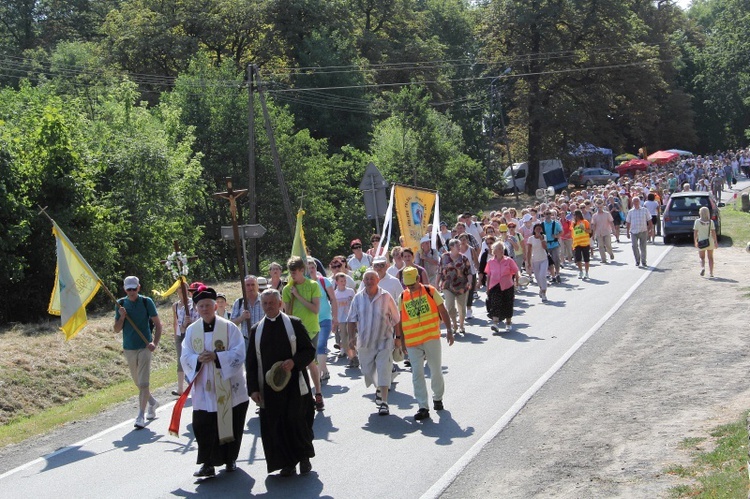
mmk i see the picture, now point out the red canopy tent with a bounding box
[615,159,651,175]
[647,150,679,164]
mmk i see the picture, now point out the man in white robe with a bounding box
[181,287,249,478]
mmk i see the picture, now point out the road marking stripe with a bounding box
[0,402,176,480]
[421,245,673,499]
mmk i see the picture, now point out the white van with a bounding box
[501,159,568,194]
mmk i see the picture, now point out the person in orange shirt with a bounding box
[572,209,592,280]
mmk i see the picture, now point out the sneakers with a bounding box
[347,356,360,369]
[320,371,330,381]
[700,267,705,276]
[225,461,237,472]
[583,273,589,280]
[146,400,160,420]
[378,403,390,416]
[505,323,512,332]
[577,270,583,279]
[193,464,215,478]
[490,324,500,334]
[414,408,430,420]
[555,275,561,284]
[134,415,145,429]
[466,308,473,319]
[314,393,325,411]
[433,400,444,411]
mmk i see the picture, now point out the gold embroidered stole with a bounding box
[191,319,234,444]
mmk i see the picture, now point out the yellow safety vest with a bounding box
[400,285,440,347]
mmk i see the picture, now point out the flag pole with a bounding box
[38,206,150,344]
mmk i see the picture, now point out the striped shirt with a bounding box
[626,206,651,233]
[347,287,400,351]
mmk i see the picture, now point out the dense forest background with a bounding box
[0,0,748,323]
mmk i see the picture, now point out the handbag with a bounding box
[697,222,710,249]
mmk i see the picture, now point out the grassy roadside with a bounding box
[0,280,241,448]
[664,197,750,497]
[0,363,175,448]
[665,412,749,497]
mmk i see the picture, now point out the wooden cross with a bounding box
[214,178,252,332]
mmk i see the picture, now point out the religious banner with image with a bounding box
[394,184,436,252]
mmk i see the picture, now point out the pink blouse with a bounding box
[484,256,518,291]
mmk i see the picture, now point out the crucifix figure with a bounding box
[214,178,252,338]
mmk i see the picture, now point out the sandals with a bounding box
[378,403,390,416]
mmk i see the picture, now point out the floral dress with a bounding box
[440,252,471,295]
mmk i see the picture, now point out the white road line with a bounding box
[0,401,177,480]
[421,245,673,499]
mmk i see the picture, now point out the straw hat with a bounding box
[265,361,292,392]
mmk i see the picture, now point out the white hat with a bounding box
[256,277,269,290]
[420,235,431,244]
[373,256,387,265]
[522,214,533,223]
[123,276,139,289]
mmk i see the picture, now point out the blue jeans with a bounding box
[317,319,332,355]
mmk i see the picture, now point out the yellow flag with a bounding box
[291,209,308,268]
[48,222,102,340]
[153,277,182,299]
[394,185,436,252]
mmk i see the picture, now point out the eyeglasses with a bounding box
[331,263,342,268]
[373,263,386,268]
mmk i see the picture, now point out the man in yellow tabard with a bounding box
[395,267,454,421]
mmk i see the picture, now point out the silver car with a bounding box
[569,167,620,187]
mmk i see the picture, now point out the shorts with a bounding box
[316,319,332,355]
[338,322,355,351]
[124,348,152,388]
[175,334,185,373]
[574,245,591,263]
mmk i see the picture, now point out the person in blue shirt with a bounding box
[114,275,163,429]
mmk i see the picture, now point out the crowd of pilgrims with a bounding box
[167,147,744,478]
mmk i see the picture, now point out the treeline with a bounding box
[0,0,748,324]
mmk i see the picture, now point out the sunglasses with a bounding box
[125,288,137,292]
[351,245,362,249]
[331,263,342,268]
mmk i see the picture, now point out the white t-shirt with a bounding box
[643,200,660,217]
[334,287,355,323]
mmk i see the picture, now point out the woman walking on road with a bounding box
[528,223,549,302]
[693,206,718,278]
[485,241,519,333]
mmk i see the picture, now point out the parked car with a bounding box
[662,191,721,244]
[568,167,620,187]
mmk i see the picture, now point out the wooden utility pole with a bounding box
[246,64,258,275]
[255,66,295,235]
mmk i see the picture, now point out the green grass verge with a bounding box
[721,192,750,248]
[0,362,176,448]
[667,412,749,498]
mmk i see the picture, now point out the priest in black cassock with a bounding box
[247,288,316,477]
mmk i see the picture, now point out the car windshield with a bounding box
[669,196,710,210]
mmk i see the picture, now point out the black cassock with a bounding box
[247,315,316,473]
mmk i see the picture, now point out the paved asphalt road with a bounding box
[0,182,743,499]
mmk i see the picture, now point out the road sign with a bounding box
[221,224,267,240]
[360,162,389,223]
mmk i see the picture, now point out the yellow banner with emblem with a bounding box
[394,185,436,252]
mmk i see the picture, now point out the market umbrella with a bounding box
[615,153,638,162]
[647,150,680,164]
[665,149,694,157]
[615,159,652,175]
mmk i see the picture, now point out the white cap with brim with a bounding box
[265,361,292,392]
[123,276,139,289]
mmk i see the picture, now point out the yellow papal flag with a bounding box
[48,221,102,340]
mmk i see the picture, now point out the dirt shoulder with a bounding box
[442,242,750,497]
